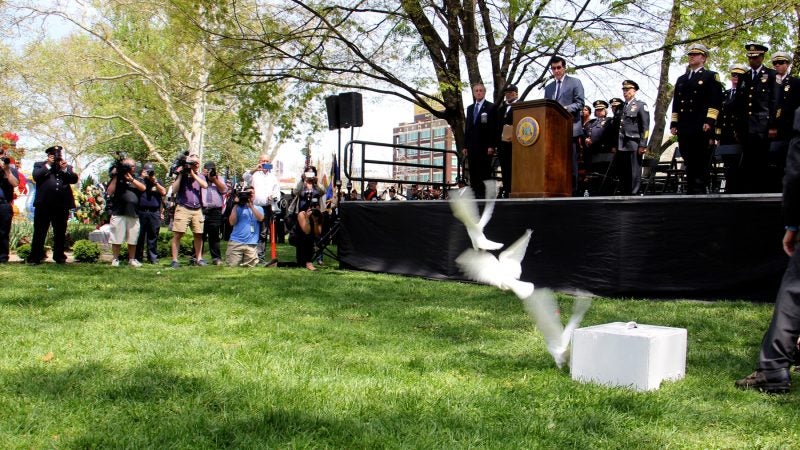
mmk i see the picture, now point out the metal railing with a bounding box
[342,140,462,197]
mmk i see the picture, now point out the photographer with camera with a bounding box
[243,154,281,261]
[170,152,208,268]
[225,186,264,267]
[0,147,19,264]
[106,156,146,267]
[134,162,166,264]
[28,146,79,264]
[201,161,227,265]
[289,166,326,271]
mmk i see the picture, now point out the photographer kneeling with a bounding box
[106,156,146,267]
[226,186,263,267]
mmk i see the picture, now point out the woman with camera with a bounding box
[290,166,326,271]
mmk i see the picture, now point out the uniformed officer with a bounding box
[585,100,611,154]
[715,64,749,192]
[717,64,748,145]
[670,43,724,194]
[767,52,800,191]
[734,43,777,193]
[27,146,79,264]
[616,80,650,195]
[607,97,624,153]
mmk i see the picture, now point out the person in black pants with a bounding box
[201,161,227,265]
[135,163,166,264]
[0,148,19,263]
[736,110,800,393]
[28,146,78,264]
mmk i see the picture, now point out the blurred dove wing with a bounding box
[449,186,503,251]
[521,288,570,368]
[477,180,498,228]
[455,249,503,288]
[498,229,533,279]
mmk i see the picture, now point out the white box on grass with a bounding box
[570,322,687,391]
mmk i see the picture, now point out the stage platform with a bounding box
[336,194,787,302]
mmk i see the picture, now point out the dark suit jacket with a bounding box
[464,99,496,165]
[32,161,78,209]
[736,65,777,136]
[544,75,585,137]
[670,67,724,136]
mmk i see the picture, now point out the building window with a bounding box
[434,128,446,138]
[433,141,445,149]
[433,156,444,166]
[432,172,443,182]
[408,131,418,141]
[420,129,431,139]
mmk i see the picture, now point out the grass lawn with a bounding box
[0,246,797,449]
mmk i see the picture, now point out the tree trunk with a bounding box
[649,0,681,157]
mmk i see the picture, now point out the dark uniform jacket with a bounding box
[32,161,78,209]
[735,65,777,136]
[716,88,739,144]
[670,67,723,136]
[584,117,611,153]
[774,75,800,140]
[618,98,650,151]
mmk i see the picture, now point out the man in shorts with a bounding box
[170,153,208,268]
[106,157,146,267]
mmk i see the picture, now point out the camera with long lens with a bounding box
[112,151,133,177]
[169,151,190,177]
[237,190,252,205]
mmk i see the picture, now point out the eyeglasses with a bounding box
[622,87,634,91]
[747,55,762,59]
[774,61,788,65]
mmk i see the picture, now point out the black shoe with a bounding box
[735,369,791,394]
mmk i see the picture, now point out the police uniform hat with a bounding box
[609,97,624,107]
[772,51,792,64]
[622,80,639,91]
[729,64,748,75]
[503,83,519,92]
[593,100,609,110]
[203,161,216,170]
[686,43,709,56]
[745,43,768,57]
[45,145,63,155]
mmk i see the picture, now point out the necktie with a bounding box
[473,102,481,123]
[752,70,757,81]
[688,71,693,80]
[554,80,562,100]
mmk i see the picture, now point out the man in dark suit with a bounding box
[544,56,585,194]
[28,146,79,264]
[616,80,650,195]
[715,64,748,192]
[463,82,495,198]
[495,83,519,198]
[734,43,777,193]
[670,43,724,194]
[735,106,800,394]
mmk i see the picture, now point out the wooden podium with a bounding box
[509,99,573,197]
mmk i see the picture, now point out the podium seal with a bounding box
[516,116,540,147]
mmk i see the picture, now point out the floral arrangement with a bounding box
[73,181,109,227]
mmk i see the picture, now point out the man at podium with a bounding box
[543,56,585,195]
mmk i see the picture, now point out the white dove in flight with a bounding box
[450,180,503,250]
[455,229,534,299]
[521,289,592,369]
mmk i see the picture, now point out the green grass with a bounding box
[0,252,797,449]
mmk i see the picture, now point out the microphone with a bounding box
[538,75,554,90]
